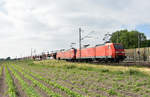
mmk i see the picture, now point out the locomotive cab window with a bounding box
[114,44,123,49]
[108,45,111,49]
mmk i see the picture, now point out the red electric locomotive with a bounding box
[56,43,126,62]
[56,48,76,60]
[95,43,125,62]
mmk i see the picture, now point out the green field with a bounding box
[0,60,150,97]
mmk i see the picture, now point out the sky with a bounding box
[0,0,150,58]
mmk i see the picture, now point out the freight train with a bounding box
[56,43,126,62]
[29,43,126,62]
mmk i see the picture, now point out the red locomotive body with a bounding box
[56,48,76,60]
[113,43,125,60]
[95,43,125,61]
[56,51,63,60]
[56,43,126,62]
[76,47,95,60]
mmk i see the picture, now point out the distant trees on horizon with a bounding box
[110,29,150,49]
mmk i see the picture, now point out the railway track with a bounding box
[121,61,150,67]
[81,61,150,67]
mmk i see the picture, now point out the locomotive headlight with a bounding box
[116,51,119,53]
[121,51,125,53]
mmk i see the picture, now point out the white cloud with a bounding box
[0,0,150,58]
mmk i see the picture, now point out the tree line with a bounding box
[109,30,150,49]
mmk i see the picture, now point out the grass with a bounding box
[24,60,149,75]
[107,89,118,95]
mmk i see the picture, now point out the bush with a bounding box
[112,71,124,75]
[78,66,93,71]
[100,69,109,72]
[126,69,146,76]
[108,89,117,95]
[27,60,37,66]
[63,65,77,69]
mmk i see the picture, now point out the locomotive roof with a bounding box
[58,48,76,52]
[95,44,105,46]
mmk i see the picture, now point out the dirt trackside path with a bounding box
[0,66,8,97]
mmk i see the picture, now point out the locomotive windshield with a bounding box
[114,44,124,49]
